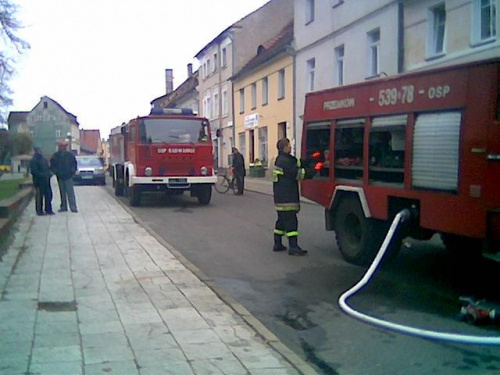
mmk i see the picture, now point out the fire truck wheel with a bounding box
[334,196,385,266]
[114,180,124,196]
[128,185,141,206]
[197,185,212,205]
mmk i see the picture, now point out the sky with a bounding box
[6,0,270,138]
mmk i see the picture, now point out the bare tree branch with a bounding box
[0,0,30,123]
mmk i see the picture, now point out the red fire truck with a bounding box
[301,58,500,266]
[110,108,217,206]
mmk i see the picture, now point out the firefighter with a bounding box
[272,138,314,256]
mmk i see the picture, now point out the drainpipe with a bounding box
[397,1,404,74]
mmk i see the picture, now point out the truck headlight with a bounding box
[145,167,153,176]
[200,166,208,176]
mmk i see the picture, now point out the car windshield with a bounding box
[77,157,103,167]
[138,119,210,144]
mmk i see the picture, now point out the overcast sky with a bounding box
[7,0,269,138]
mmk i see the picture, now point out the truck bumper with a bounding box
[130,175,217,188]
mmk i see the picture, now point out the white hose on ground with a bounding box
[338,209,500,345]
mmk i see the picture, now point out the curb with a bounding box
[0,187,34,239]
[110,190,318,375]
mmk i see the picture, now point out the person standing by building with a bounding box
[272,138,313,256]
[50,141,78,213]
[232,147,246,195]
[30,146,55,216]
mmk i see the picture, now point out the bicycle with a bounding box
[214,167,239,194]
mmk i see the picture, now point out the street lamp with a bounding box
[66,131,72,152]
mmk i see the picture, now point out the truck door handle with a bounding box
[487,153,500,161]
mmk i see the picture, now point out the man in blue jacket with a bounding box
[50,141,78,213]
[29,146,54,216]
[272,138,314,256]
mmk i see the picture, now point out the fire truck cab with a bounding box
[110,108,217,206]
[301,59,500,266]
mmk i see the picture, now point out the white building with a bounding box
[293,0,401,155]
[403,0,499,71]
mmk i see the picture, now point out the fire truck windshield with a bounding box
[138,119,209,144]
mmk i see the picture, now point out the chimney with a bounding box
[187,63,193,77]
[165,69,173,94]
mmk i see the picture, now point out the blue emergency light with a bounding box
[150,107,195,115]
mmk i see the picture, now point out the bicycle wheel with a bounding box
[214,175,230,193]
[231,177,239,195]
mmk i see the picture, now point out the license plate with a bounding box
[168,178,187,183]
[82,175,93,179]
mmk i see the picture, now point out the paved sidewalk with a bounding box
[0,182,316,375]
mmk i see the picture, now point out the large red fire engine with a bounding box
[301,58,500,266]
[109,108,216,206]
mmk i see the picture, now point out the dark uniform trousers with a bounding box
[274,211,298,239]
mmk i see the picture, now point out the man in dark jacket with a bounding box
[50,141,78,213]
[30,146,54,216]
[272,138,313,256]
[232,147,246,195]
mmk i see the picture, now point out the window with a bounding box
[472,0,497,44]
[222,85,228,116]
[239,88,245,113]
[306,0,315,24]
[213,53,218,72]
[369,115,407,186]
[207,59,211,76]
[335,45,345,86]
[334,119,365,181]
[251,83,257,110]
[213,91,219,118]
[305,122,331,180]
[428,4,446,57]
[367,29,380,77]
[55,129,61,137]
[262,77,269,105]
[278,69,285,99]
[307,58,315,92]
[43,102,48,109]
[238,132,246,158]
[203,92,212,119]
[221,47,227,67]
[258,127,268,166]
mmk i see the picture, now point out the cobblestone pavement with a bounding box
[0,182,316,375]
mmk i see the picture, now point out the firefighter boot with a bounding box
[288,236,308,256]
[273,234,287,252]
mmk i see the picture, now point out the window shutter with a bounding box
[412,112,461,191]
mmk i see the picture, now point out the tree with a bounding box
[12,131,31,155]
[0,129,12,163]
[0,0,30,123]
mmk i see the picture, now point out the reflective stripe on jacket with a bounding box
[273,151,307,211]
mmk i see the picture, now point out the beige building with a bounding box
[195,0,293,170]
[232,22,294,175]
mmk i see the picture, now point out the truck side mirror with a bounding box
[216,129,221,138]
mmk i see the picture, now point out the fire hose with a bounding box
[338,209,500,345]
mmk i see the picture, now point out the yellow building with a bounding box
[232,22,294,177]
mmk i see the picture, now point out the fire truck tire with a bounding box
[334,196,385,266]
[114,180,124,196]
[128,185,141,206]
[197,185,212,205]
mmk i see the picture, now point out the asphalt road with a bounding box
[105,182,500,375]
